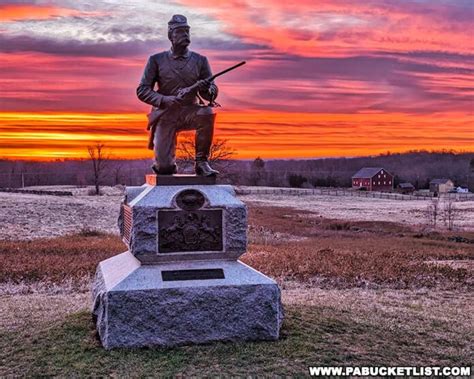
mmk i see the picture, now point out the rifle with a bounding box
[176,60,246,103]
[147,61,246,149]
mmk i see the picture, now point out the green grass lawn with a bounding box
[2,302,472,377]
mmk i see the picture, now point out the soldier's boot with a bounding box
[151,162,177,175]
[195,113,219,177]
[195,160,219,177]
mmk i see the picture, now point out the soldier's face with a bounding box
[171,27,190,47]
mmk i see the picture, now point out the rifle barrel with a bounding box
[211,61,246,80]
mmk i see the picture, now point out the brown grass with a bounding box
[1,205,472,289]
[243,242,471,288]
[242,205,474,289]
[0,232,124,283]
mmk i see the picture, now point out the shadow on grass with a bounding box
[1,305,470,377]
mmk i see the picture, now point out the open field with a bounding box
[2,206,473,290]
[0,187,123,240]
[1,185,473,241]
[240,191,474,229]
[1,187,473,376]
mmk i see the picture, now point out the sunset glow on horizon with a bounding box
[1,110,472,160]
[0,1,473,160]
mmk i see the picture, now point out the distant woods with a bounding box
[0,150,473,191]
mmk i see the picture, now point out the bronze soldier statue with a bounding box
[137,14,220,176]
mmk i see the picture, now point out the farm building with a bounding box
[397,182,415,194]
[429,179,454,194]
[352,167,394,192]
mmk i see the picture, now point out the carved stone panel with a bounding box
[158,209,223,253]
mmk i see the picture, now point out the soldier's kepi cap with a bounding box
[168,14,190,31]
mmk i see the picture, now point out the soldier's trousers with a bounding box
[153,104,216,173]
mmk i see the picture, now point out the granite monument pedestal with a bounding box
[92,175,283,349]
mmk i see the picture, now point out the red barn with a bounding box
[352,167,394,192]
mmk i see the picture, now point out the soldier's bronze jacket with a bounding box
[136,49,218,109]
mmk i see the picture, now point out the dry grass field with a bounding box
[239,191,474,229]
[1,187,473,376]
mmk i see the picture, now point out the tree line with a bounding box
[1,149,473,192]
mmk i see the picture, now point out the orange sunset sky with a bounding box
[0,0,473,160]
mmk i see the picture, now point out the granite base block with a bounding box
[92,252,284,349]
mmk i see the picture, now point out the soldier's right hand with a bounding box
[197,79,212,90]
[161,95,180,108]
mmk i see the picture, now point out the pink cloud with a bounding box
[178,0,474,57]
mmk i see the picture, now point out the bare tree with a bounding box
[250,157,266,186]
[442,199,457,230]
[469,158,474,192]
[87,142,110,195]
[111,161,125,186]
[176,133,236,173]
[426,198,440,228]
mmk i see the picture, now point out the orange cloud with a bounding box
[0,4,102,22]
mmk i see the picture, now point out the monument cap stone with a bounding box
[146,174,216,186]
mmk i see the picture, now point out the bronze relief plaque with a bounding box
[158,209,223,253]
[158,189,223,253]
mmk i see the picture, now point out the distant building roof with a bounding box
[352,167,392,179]
[398,183,415,189]
[430,178,452,184]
